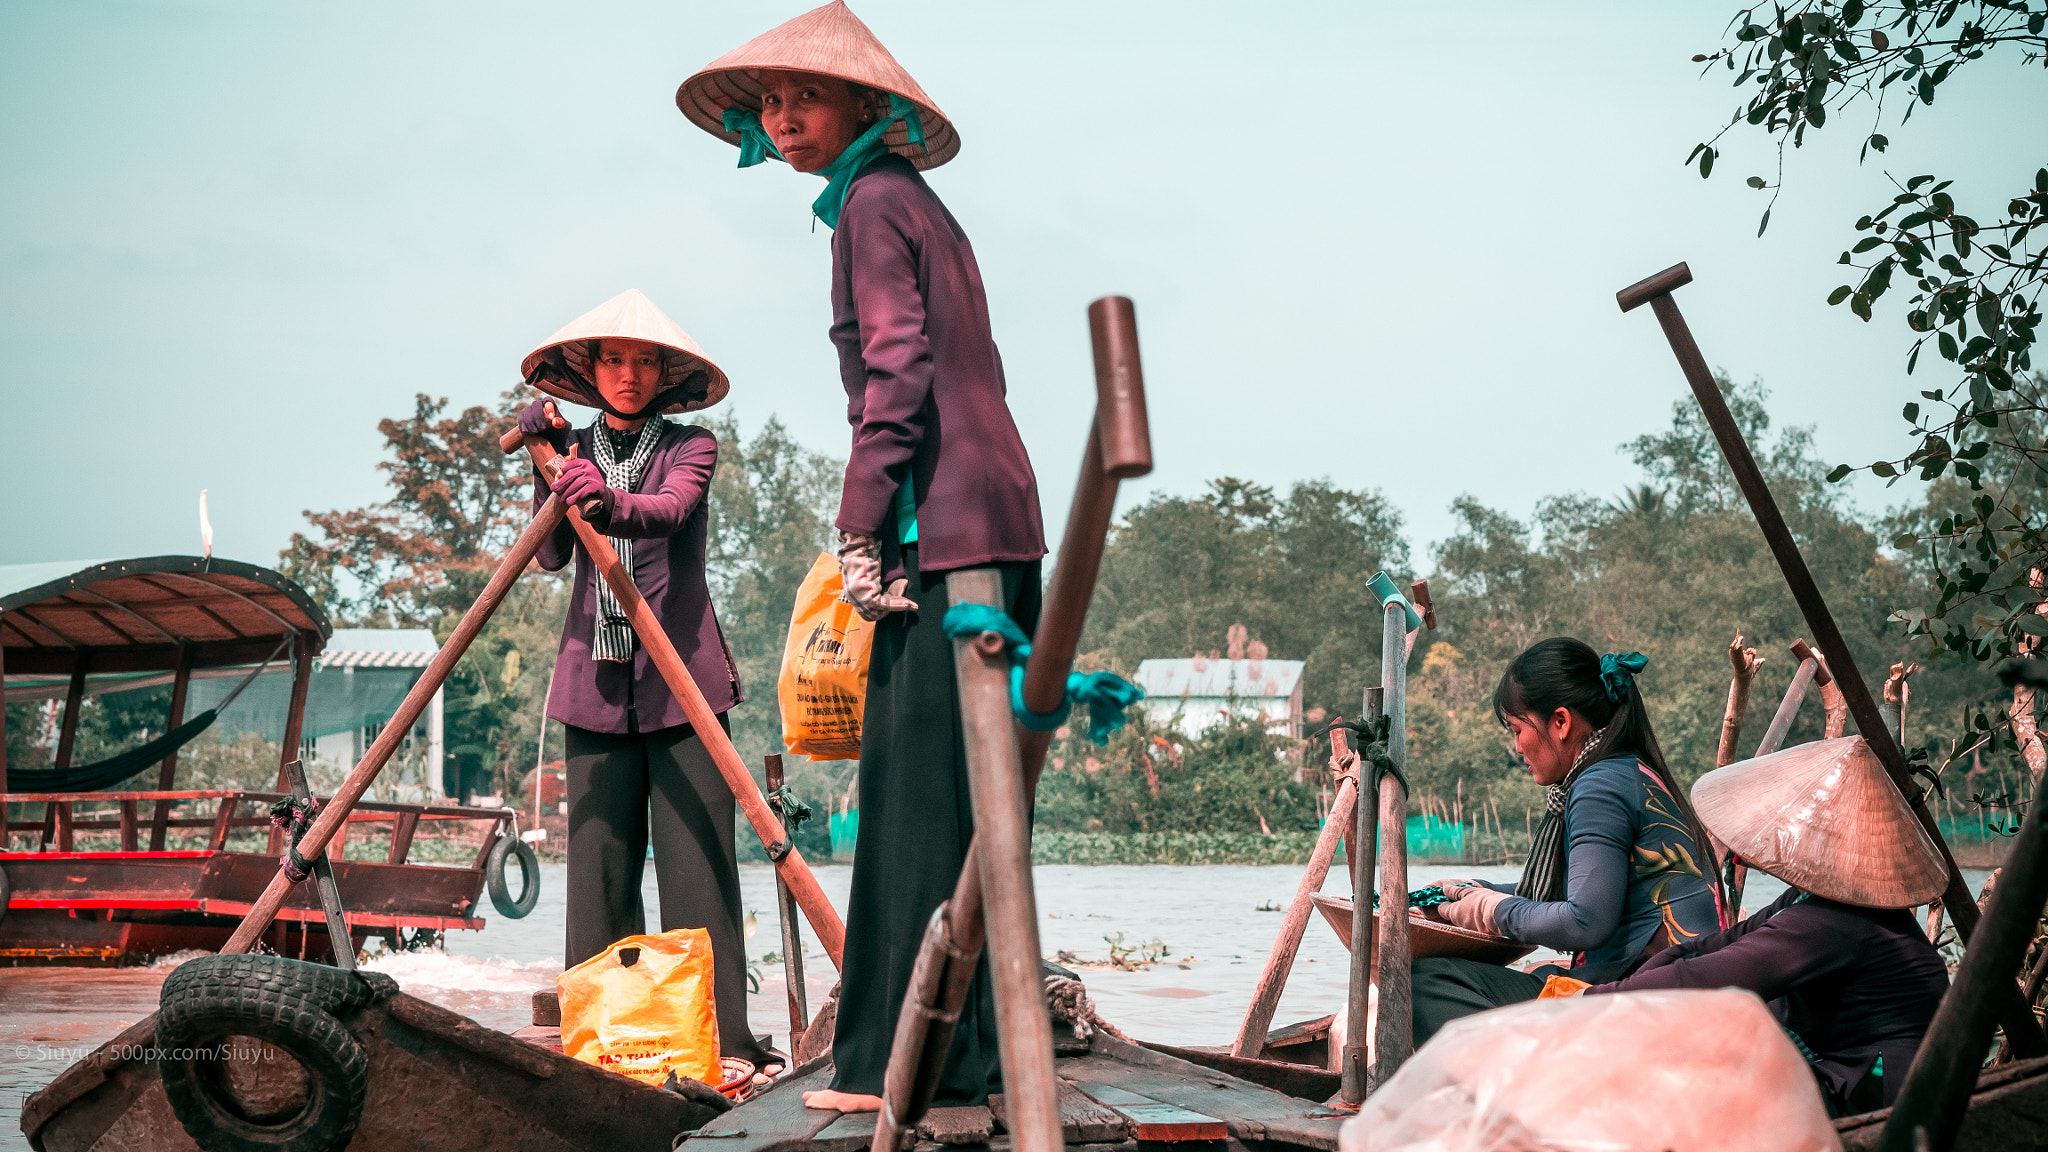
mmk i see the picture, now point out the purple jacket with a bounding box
[830,154,1045,575]
[532,421,741,733]
[1586,887,1948,1109]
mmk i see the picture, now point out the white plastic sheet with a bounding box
[1337,988,1841,1152]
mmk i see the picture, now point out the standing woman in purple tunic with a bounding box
[514,289,771,1070]
[680,2,1045,1112]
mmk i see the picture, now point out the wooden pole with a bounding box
[53,653,87,772]
[1,638,10,801]
[1754,648,1820,758]
[220,493,571,956]
[1369,602,1413,1089]
[765,753,809,1052]
[272,636,315,793]
[282,758,356,970]
[1619,262,2047,1058]
[506,435,846,967]
[149,643,195,851]
[1879,790,2048,1151]
[1339,687,1384,1107]
[948,569,1063,1152]
[1717,632,1762,768]
[1232,729,1359,1057]
[874,297,1149,1152]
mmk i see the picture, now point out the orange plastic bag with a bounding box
[557,929,720,1087]
[778,551,874,760]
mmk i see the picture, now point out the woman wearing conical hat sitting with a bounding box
[1554,735,1952,1115]
[513,289,773,1072]
[1414,639,1729,1042]
[679,3,1044,1113]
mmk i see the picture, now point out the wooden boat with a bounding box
[1,556,526,965]
[1308,893,1538,966]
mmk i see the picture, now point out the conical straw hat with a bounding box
[519,289,729,417]
[1691,735,1948,909]
[677,1,958,170]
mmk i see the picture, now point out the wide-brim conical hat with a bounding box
[1691,735,1947,909]
[677,2,958,170]
[519,289,729,417]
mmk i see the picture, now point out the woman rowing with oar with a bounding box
[1415,638,1729,1043]
[1545,735,1950,1115]
[513,289,774,1073]
[678,1,1045,1113]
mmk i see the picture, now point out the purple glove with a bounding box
[518,399,573,451]
[553,456,611,512]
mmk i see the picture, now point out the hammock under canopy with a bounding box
[8,637,282,793]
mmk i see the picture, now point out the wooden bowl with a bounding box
[1311,893,1537,966]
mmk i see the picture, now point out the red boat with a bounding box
[1,555,530,965]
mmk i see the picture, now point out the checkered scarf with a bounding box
[587,417,665,663]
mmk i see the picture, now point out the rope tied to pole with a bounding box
[767,784,812,830]
[268,795,322,883]
[1315,715,1407,794]
[939,603,1145,743]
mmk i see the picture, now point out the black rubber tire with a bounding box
[156,955,393,1152]
[0,863,9,929]
[486,835,540,919]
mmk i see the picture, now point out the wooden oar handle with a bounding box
[1789,638,1831,686]
[1087,296,1153,480]
[503,430,605,519]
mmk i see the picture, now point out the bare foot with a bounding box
[802,1089,882,1112]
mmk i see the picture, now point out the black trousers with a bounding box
[829,549,1043,1102]
[1410,957,1545,1047]
[563,714,770,1063]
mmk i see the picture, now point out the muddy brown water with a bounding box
[1,862,1980,1151]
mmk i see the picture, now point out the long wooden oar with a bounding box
[1618,261,2047,1060]
[1231,731,1360,1058]
[1729,639,1828,910]
[498,428,846,968]
[222,493,574,955]
[873,297,1151,1152]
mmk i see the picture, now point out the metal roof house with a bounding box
[1130,657,1307,740]
[190,627,444,799]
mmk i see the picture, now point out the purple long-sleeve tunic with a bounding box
[830,153,1045,574]
[532,421,741,733]
[1585,886,1949,1109]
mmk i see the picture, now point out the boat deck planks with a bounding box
[1057,1036,1344,1152]
[686,1061,840,1152]
[918,1105,997,1146]
[1068,1082,1226,1142]
[991,1081,1131,1144]
[809,1110,880,1152]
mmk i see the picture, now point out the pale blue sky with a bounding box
[4,2,2042,572]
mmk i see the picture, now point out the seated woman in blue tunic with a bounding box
[1415,637,1729,1044]
[1564,735,1951,1115]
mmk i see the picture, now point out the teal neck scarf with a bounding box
[722,94,926,230]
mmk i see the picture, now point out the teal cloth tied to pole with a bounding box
[939,603,1144,743]
[722,95,926,229]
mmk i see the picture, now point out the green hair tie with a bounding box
[1598,651,1647,703]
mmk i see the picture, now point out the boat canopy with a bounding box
[0,555,331,679]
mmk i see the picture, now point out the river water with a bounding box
[0,861,1962,1150]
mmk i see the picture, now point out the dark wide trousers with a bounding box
[563,715,770,1064]
[829,549,1043,1102]
[1411,957,1546,1048]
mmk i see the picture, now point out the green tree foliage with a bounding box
[1033,710,1319,835]
[1692,3,2048,690]
[1079,476,1410,722]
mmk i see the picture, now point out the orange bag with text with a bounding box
[778,551,873,760]
[557,929,720,1087]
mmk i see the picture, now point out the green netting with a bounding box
[185,665,426,743]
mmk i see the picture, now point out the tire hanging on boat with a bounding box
[155,954,394,1152]
[486,834,541,919]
